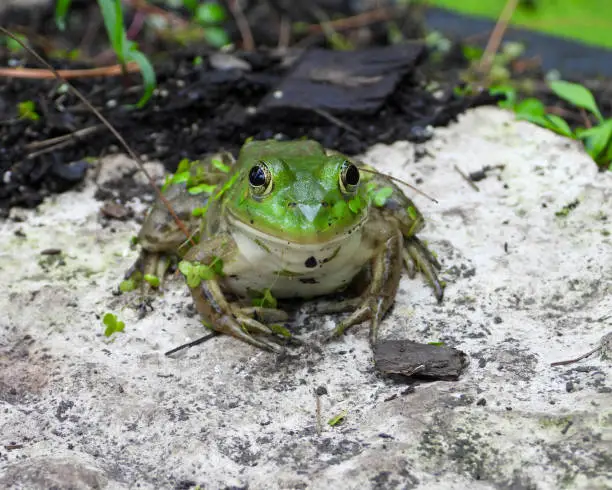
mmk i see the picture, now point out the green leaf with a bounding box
[211,158,231,173]
[119,279,136,292]
[55,0,73,31]
[128,49,156,108]
[578,119,612,160]
[144,274,160,288]
[544,114,574,138]
[17,100,40,121]
[196,2,227,24]
[192,205,209,217]
[197,264,216,281]
[372,187,393,207]
[328,410,347,427]
[188,183,217,195]
[514,98,546,118]
[103,313,125,337]
[252,288,277,309]
[549,80,603,122]
[203,27,230,48]
[97,0,123,61]
[428,341,445,347]
[176,158,192,173]
[489,85,516,110]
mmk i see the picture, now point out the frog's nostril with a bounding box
[298,204,321,221]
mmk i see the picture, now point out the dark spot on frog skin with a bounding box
[299,278,319,284]
[321,201,329,207]
[288,202,297,208]
[250,219,254,224]
[305,256,317,268]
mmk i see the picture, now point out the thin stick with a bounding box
[0,62,140,79]
[24,125,103,150]
[307,6,395,33]
[550,346,601,367]
[454,164,480,192]
[0,27,195,246]
[313,108,361,136]
[228,0,255,51]
[359,167,438,203]
[479,0,519,74]
[165,332,218,356]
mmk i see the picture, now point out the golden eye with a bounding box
[339,161,360,194]
[248,162,273,197]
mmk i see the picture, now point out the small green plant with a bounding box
[495,80,612,171]
[103,313,125,337]
[17,100,40,121]
[55,0,156,107]
[328,410,347,427]
[178,257,224,288]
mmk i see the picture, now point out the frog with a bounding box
[130,139,443,352]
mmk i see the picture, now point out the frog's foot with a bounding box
[403,236,444,302]
[327,231,403,345]
[190,281,287,353]
[124,248,179,293]
[233,306,290,323]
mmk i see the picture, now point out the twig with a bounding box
[0,27,195,246]
[307,6,396,33]
[165,333,218,356]
[579,108,592,129]
[313,108,361,137]
[0,62,140,79]
[227,0,255,51]
[24,125,104,151]
[454,164,480,192]
[551,346,601,367]
[479,0,519,74]
[278,15,291,50]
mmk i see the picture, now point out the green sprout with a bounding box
[251,288,278,309]
[144,274,160,288]
[17,100,40,121]
[178,257,224,288]
[495,80,612,171]
[55,0,156,108]
[328,410,347,427]
[103,313,125,337]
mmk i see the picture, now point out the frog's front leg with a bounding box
[328,229,403,345]
[183,234,288,352]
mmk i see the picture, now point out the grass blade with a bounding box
[128,49,156,108]
[549,80,603,122]
[55,0,73,31]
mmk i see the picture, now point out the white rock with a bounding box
[0,108,610,489]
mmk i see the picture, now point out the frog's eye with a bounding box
[339,161,360,194]
[248,162,273,197]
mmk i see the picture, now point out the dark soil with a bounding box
[1,1,610,212]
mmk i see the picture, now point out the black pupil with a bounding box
[344,164,359,186]
[249,166,267,187]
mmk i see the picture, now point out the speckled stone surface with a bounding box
[1,108,611,490]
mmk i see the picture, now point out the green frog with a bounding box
[131,139,443,352]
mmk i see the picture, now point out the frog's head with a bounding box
[225,140,368,244]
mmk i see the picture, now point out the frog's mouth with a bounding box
[225,211,366,247]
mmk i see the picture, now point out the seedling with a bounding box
[17,100,40,121]
[55,0,156,107]
[103,313,125,337]
[496,80,612,171]
[327,410,347,427]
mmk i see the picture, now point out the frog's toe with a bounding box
[234,306,290,323]
[404,236,444,302]
[326,297,384,344]
[217,317,284,353]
